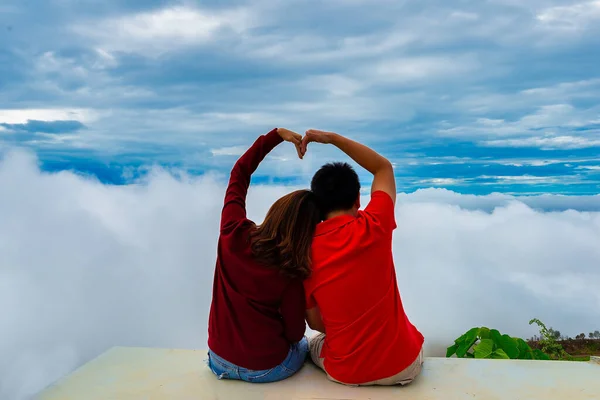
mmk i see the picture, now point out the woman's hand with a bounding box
[277,128,304,159]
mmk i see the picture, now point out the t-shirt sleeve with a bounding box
[220,129,283,232]
[363,190,397,234]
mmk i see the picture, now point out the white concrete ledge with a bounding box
[37,347,600,400]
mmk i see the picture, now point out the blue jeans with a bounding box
[208,337,309,383]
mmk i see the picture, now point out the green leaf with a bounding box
[446,343,459,358]
[463,327,480,341]
[490,329,503,345]
[479,327,491,339]
[515,338,533,360]
[491,349,510,359]
[454,328,474,344]
[515,338,529,351]
[474,338,494,359]
[456,341,474,358]
[456,327,480,358]
[499,335,520,359]
[533,349,551,360]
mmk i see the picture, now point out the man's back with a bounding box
[304,191,424,384]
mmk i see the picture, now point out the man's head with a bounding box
[311,162,361,219]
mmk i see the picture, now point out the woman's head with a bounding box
[250,190,321,280]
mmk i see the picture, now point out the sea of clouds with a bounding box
[1,149,599,399]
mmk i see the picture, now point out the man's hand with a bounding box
[306,306,326,334]
[300,129,335,155]
[277,128,304,159]
[305,129,396,204]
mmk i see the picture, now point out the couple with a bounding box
[207,127,424,386]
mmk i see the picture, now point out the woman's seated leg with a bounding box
[207,337,309,383]
[207,350,242,381]
[239,337,309,383]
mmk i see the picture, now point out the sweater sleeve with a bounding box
[280,279,307,343]
[220,128,283,232]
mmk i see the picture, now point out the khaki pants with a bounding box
[309,333,424,386]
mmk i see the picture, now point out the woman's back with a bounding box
[208,217,305,370]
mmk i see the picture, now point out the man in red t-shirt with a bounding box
[300,129,425,386]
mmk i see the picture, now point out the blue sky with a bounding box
[1,0,599,195]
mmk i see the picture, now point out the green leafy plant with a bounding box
[529,318,570,360]
[447,326,550,360]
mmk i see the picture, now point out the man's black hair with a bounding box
[311,162,360,218]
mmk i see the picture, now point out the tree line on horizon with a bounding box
[529,329,600,342]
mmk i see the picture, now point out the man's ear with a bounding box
[354,195,361,210]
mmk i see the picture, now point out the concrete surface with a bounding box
[37,347,600,400]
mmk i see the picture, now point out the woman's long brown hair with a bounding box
[249,190,320,280]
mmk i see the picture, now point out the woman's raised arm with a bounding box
[220,128,302,232]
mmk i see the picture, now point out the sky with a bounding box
[1,1,600,399]
[0,0,599,194]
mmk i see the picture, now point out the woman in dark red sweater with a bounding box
[207,128,320,383]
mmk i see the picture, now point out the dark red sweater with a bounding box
[207,128,307,370]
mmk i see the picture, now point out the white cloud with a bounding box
[450,77,600,117]
[236,2,542,65]
[414,174,583,187]
[520,78,600,98]
[537,1,600,29]
[245,29,417,64]
[398,187,600,212]
[210,145,247,156]
[13,101,405,157]
[74,6,256,55]
[370,55,480,83]
[1,150,599,399]
[35,49,118,77]
[36,52,89,79]
[527,160,560,167]
[479,174,563,184]
[299,74,365,97]
[0,109,97,124]
[483,135,600,150]
[518,104,583,128]
[438,103,600,147]
[93,48,117,68]
[418,178,462,186]
[449,11,480,20]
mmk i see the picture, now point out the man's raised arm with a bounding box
[301,129,396,204]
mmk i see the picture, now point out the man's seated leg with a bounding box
[308,332,326,370]
[358,348,424,386]
[308,333,359,386]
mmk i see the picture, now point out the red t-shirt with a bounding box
[304,191,424,384]
[208,129,306,370]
